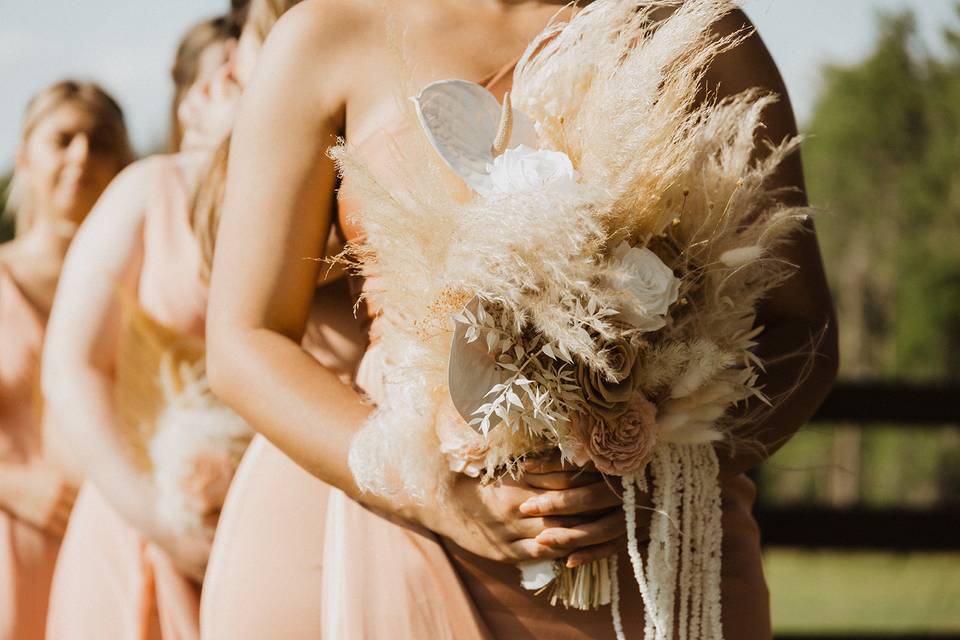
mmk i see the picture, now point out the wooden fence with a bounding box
[757,382,960,640]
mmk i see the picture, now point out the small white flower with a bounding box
[609,241,681,331]
[413,80,578,197]
[518,559,557,590]
[486,144,576,195]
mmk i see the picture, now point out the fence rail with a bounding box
[761,382,959,640]
[810,382,959,424]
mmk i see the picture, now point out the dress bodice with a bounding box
[136,155,208,338]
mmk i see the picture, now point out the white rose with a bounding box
[484,144,576,195]
[608,241,681,331]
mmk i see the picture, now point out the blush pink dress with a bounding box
[327,62,772,640]
[199,278,367,640]
[0,263,61,640]
[203,60,772,639]
[45,155,208,640]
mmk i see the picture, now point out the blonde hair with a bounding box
[191,0,303,278]
[5,80,133,235]
[169,16,242,152]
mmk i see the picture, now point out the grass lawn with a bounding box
[766,550,960,634]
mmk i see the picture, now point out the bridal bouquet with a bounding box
[336,1,807,638]
[116,298,252,566]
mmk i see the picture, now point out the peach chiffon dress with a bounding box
[203,62,772,639]
[199,279,367,640]
[46,156,208,640]
[0,263,61,640]
[330,64,772,640]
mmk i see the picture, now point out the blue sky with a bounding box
[1,0,957,168]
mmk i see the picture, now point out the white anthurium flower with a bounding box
[608,241,681,332]
[412,79,575,196]
[518,559,557,590]
[448,295,505,433]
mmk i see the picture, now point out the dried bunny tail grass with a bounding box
[334,140,627,377]
[513,0,749,234]
[714,318,832,463]
[150,356,252,538]
[348,336,454,503]
[449,187,628,372]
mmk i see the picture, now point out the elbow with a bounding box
[40,348,72,417]
[205,318,249,408]
[205,327,233,405]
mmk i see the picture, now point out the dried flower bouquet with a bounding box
[334,1,809,638]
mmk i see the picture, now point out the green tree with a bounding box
[805,9,960,381]
[762,7,960,509]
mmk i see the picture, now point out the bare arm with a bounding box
[706,11,839,478]
[206,8,364,494]
[206,4,630,564]
[41,160,196,562]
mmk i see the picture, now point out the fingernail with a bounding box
[519,498,541,515]
[566,556,580,568]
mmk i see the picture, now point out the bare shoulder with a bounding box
[269,0,375,52]
[75,156,161,235]
[240,0,384,128]
[706,8,793,122]
[110,156,166,194]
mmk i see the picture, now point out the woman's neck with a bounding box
[22,216,79,260]
[0,215,78,318]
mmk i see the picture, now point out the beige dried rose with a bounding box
[576,333,640,419]
[576,394,658,476]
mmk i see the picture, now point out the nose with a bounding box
[66,133,91,165]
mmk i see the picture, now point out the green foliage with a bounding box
[805,8,960,381]
[760,7,960,512]
[0,172,13,243]
[767,550,960,633]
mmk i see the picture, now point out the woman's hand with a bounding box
[435,458,650,566]
[0,461,77,537]
[523,456,651,567]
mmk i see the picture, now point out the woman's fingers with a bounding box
[507,537,570,562]
[535,509,625,550]
[508,515,591,539]
[523,469,602,490]
[518,481,621,517]
[565,538,624,568]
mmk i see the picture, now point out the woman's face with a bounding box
[177,40,242,150]
[18,102,126,226]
